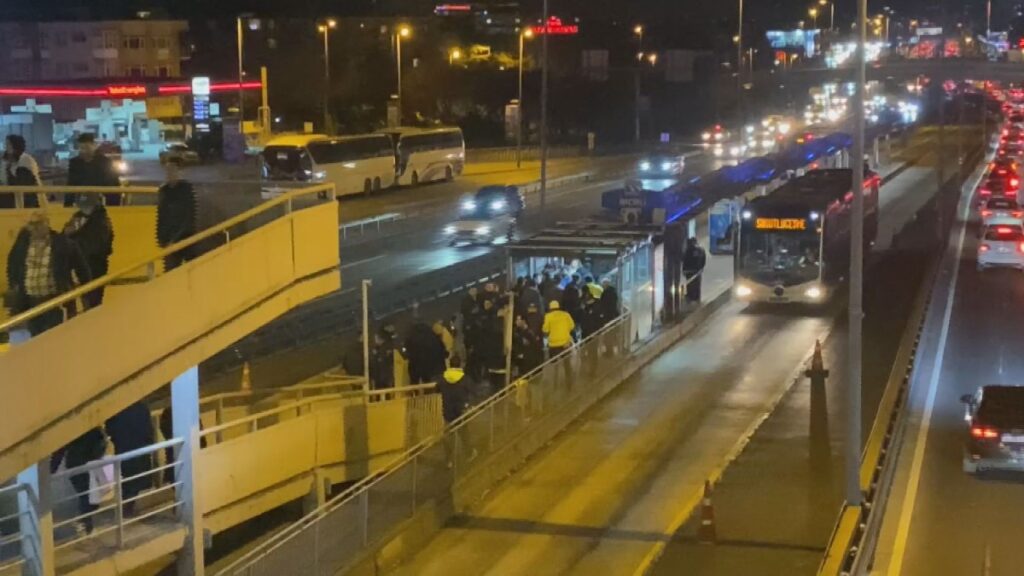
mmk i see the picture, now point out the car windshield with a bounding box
[987,198,1018,210]
[474,187,508,200]
[739,229,821,287]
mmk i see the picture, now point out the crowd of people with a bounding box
[2,134,197,337]
[340,269,622,428]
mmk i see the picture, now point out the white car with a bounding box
[977,224,1024,271]
[980,197,1024,228]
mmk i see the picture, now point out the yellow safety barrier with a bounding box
[0,183,338,482]
[0,185,161,321]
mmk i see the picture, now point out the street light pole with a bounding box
[517,29,532,168]
[236,17,245,128]
[396,33,403,126]
[736,0,744,123]
[987,0,992,37]
[318,19,336,135]
[847,0,867,509]
[634,25,644,144]
[540,0,550,215]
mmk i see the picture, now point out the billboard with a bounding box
[766,29,820,58]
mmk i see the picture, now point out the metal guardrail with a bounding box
[0,184,159,209]
[465,145,585,164]
[217,312,632,576]
[339,213,403,240]
[0,438,185,575]
[0,182,335,338]
[818,132,989,576]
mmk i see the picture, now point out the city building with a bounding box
[0,19,189,82]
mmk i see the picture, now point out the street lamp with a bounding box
[236,15,253,127]
[449,47,462,66]
[317,18,337,135]
[647,52,658,66]
[737,0,744,115]
[809,7,819,30]
[633,24,645,142]
[516,27,534,167]
[634,24,644,60]
[395,25,412,125]
[819,0,834,31]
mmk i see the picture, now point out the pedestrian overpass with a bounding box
[0,183,435,576]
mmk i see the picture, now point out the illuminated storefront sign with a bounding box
[0,81,261,99]
[532,17,579,36]
[755,217,807,231]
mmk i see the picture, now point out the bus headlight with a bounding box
[735,284,752,298]
[805,286,823,299]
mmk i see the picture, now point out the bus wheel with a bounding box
[445,166,454,181]
[373,177,381,191]
[411,171,420,186]
[364,179,372,195]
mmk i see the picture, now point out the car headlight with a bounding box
[729,146,742,156]
[762,139,774,148]
[490,199,506,210]
[778,122,791,134]
[701,132,711,141]
[661,161,673,171]
[313,171,327,181]
[444,225,456,234]
[475,226,491,235]
[735,285,752,297]
[805,286,823,299]
[461,200,477,211]
[713,147,724,157]
[640,161,651,171]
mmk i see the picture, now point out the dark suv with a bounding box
[961,385,1024,474]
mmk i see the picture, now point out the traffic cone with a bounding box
[240,361,252,391]
[697,480,717,544]
[805,340,830,382]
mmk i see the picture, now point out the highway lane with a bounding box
[377,141,940,576]
[872,162,1024,576]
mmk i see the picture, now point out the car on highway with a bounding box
[980,197,1024,228]
[460,185,524,216]
[961,385,1024,474]
[978,175,1017,202]
[976,224,1024,271]
[996,142,1024,160]
[159,143,201,165]
[1001,126,1024,145]
[701,124,730,145]
[637,154,686,177]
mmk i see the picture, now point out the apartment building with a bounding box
[0,19,189,82]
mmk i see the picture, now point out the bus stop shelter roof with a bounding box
[506,224,654,258]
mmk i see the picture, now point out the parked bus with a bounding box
[260,133,396,198]
[733,168,880,304]
[380,127,465,186]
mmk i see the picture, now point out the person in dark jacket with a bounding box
[370,331,396,389]
[50,427,106,533]
[405,322,447,384]
[477,299,506,394]
[560,281,583,338]
[512,315,544,377]
[439,355,470,424]
[158,405,207,484]
[5,212,91,335]
[105,402,155,516]
[63,194,114,308]
[156,158,198,271]
[596,284,620,330]
[1,135,41,209]
[682,236,708,304]
[64,133,122,207]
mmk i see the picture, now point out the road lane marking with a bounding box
[885,163,978,576]
[340,254,387,270]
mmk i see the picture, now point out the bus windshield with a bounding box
[262,146,312,181]
[739,229,820,287]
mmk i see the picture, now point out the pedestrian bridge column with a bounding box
[171,366,204,576]
[10,329,56,576]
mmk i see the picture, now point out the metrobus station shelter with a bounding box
[506,223,664,343]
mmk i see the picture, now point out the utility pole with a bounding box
[736,0,744,124]
[540,0,550,216]
[236,17,245,130]
[847,0,867,509]
[634,25,644,144]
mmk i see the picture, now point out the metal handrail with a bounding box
[53,438,183,480]
[216,312,630,575]
[0,182,335,334]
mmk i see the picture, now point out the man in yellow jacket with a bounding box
[543,300,576,359]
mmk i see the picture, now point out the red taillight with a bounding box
[1012,178,1020,188]
[997,226,1013,233]
[971,425,1000,439]
[981,188,992,195]
[982,209,993,217]
[1003,129,1009,135]
[981,244,991,252]
[1012,211,1023,217]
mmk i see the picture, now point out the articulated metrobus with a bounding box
[733,168,880,304]
[380,127,465,186]
[260,133,396,198]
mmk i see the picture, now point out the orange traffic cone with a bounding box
[697,480,717,544]
[240,361,252,391]
[805,339,830,381]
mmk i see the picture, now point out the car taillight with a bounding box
[1003,129,1009,136]
[1013,178,1020,188]
[982,209,993,217]
[981,188,992,195]
[980,244,991,252]
[971,425,1000,439]
[1013,211,1023,217]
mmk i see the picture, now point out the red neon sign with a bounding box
[106,84,147,97]
[157,81,263,95]
[531,16,579,36]
[434,3,471,14]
